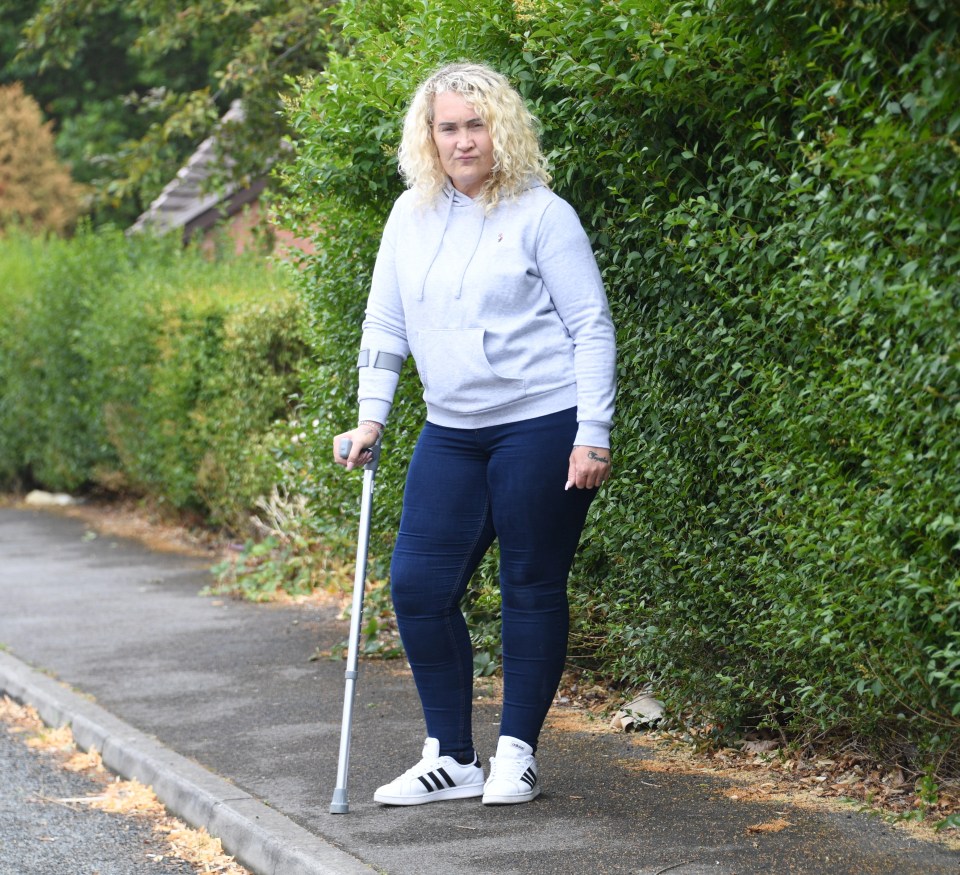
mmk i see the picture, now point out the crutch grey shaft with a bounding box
[330,438,381,814]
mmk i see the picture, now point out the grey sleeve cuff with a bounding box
[574,421,611,449]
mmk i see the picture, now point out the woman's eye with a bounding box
[435,121,485,134]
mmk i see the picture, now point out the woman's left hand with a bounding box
[566,445,612,490]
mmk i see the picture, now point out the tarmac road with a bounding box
[0,719,195,875]
[1,505,959,875]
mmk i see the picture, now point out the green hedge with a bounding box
[0,227,306,529]
[4,0,954,779]
[277,0,960,766]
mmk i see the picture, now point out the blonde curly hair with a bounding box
[397,62,551,210]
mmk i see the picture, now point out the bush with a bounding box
[0,226,306,529]
[276,0,960,772]
[526,0,960,751]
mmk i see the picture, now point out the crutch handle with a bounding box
[339,438,381,471]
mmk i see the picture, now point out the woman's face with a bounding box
[431,91,495,198]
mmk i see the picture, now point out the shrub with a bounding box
[0,226,306,529]
[524,0,960,750]
[276,0,960,772]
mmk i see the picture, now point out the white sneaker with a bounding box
[482,735,540,805]
[373,738,484,806]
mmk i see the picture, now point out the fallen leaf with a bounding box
[90,779,166,817]
[162,825,245,872]
[64,748,104,773]
[0,696,45,730]
[747,818,792,834]
[25,725,74,753]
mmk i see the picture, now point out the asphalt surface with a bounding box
[1,505,959,875]
[0,723,195,875]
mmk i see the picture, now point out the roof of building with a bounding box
[129,100,253,238]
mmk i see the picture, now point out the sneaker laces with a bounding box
[489,754,534,783]
[399,753,446,780]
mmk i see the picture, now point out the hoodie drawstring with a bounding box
[418,186,486,301]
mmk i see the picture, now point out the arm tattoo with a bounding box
[587,450,610,465]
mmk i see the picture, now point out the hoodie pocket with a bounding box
[416,328,526,414]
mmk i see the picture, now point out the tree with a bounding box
[0,0,217,226]
[0,82,84,235]
[4,0,335,225]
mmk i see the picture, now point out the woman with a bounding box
[333,62,616,806]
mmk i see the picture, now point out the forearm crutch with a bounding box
[330,438,381,814]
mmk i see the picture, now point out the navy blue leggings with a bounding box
[390,407,596,758]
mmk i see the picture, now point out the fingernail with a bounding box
[565,481,572,491]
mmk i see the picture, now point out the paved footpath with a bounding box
[1,506,958,875]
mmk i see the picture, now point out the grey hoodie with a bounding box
[357,182,616,448]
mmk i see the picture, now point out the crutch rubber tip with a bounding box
[330,789,349,814]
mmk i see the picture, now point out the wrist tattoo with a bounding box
[587,450,610,465]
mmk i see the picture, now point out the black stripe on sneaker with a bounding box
[417,769,456,793]
[436,767,457,788]
[520,768,537,789]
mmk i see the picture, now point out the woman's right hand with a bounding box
[332,422,383,470]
